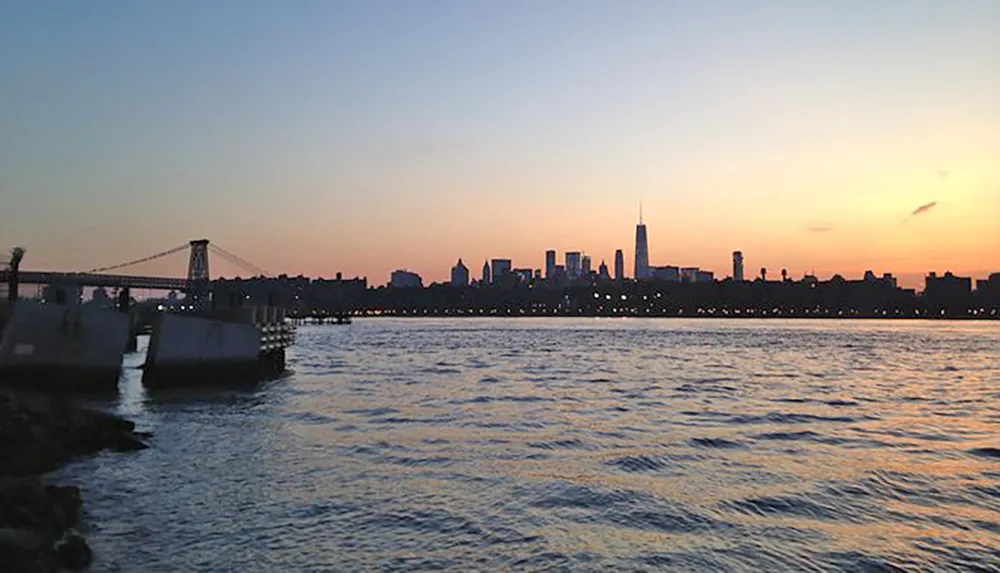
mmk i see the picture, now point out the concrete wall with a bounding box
[0,300,129,369]
[0,301,12,341]
[147,313,260,366]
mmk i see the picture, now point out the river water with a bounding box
[56,319,1000,572]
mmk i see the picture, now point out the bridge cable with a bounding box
[209,244,270,277]
[210,246,269,277]
[84,244,189,274]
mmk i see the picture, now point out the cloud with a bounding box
[911,201,937,216]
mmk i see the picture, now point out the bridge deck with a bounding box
[0,270,191,290]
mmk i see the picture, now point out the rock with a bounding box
[0,526,43,552]
[45,485,81,531]
[0,385,150,474]
[0,477,47,529]
[0,386,153,571]
[54,530,92,571]
[0,527,49,573]
[109,431,149,452]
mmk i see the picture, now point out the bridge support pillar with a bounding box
[6,269,17,302]
[117,287,131,312]
[6,247,24,302]
[187,279,211,310]
[117,288,138,352]
[186,239,211,310]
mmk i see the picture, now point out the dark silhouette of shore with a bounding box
[209,272,999,320]
[0,387,148,572]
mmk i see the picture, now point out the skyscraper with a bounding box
[545,250,557,279]
[581,255,592,275]
[598,260,610,281]
[481,260,491,285]
[634,205,650,280]
[614,249,624,281]
[733,251,744,282]
[491,259,512,281]
[565,251,582,279]
[450,258,469,286]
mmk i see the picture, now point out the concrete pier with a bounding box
[0,301,12,343]
[0,301,129,393]
[142,306,294,388]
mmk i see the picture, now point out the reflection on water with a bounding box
[55,319,1000,572]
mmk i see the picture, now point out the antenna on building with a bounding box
[639,201,643,225]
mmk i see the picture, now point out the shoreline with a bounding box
[0,386,150,572]
[310,314,1000,321]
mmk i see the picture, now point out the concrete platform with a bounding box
[0,301,128,393]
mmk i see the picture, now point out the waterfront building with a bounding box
[390,270,422,288]
[650,266,680,281]
[491,259,512,282]
[565,252,582,279]
[733,251,744,282]
[634,208,650,280]
[450,259,469,286]
[680,267,700,283]
[513,268,533,283]
[598,260,610,281]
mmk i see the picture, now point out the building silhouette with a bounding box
[481,261,491,285]
[202,266,998,320]
[565,252,582,280]
[491,259,512,283]
[598,260,610,281]
[450,259,469,286]
[614,249,624,281]
[513,268,533,283]
[680,267,699,283]
[545,250,557,279]
[390,270,422,288]
[733,251,744,282]
[650,265,680,281]
[634,207,650,280]
[925,271,972,315]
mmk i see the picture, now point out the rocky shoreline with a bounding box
[0,386,150,572]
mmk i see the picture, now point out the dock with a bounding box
[0,241,302,392]
[142,306,295,388]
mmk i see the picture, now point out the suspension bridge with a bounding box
[0,239,269,292]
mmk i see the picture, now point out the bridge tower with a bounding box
[187,239,211,309]
[187,239,210,282]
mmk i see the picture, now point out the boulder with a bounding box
[54,530,92,571]
[44,485,82,531]
[0,526,44,552]
[0,527,51,573]
[0,386,150,474]
[0,386,153,571]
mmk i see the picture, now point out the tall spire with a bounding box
[639,201,643,225]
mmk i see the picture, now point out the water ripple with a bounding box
[51,318,1000,572]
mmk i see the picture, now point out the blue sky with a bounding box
[2,0,998,284]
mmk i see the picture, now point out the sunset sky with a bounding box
[1,0,998,288]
